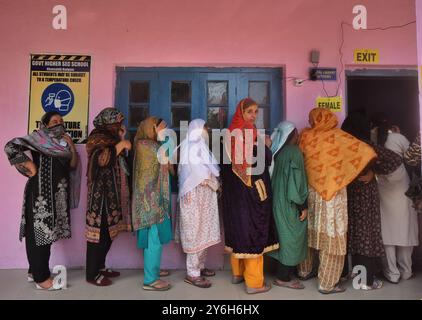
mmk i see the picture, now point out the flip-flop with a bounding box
[318,285,346,295]
[143,280,171,291]
[246,283,271,295]
[273,279,305,290]
[184,276,212,288]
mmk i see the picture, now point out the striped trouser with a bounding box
[298,248,345,291]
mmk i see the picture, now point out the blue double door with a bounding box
[115,67,283,136]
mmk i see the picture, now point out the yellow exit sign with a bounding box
[354,49,379,64]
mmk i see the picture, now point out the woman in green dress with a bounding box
[268,121,309,290]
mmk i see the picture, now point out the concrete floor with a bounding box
[0,269,421,300]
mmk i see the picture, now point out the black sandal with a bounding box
[87,274,113,287]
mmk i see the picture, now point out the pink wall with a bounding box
[418,0,422,96]
[0,0,418,269]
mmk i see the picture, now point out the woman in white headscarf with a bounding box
[177,119,221,288]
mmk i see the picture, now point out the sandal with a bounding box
[273,279,305,290]
[159,269,171,277]
[184,276,212,288]
[318,285,346,295]
[27,273,34,283]
[100,268,121,278]
[201,269,216,277]
[246,283,271,295]
[143,279,171,291]
[87,274,113,287]
[297,270,317,281]
[35,278,63,291]
[231,276,245,284]
[361,279,383,291]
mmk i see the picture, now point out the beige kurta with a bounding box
[176,177,221,254]
[377,132,419,246]
[307,186,348,256]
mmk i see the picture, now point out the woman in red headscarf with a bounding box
[221,98,279,294]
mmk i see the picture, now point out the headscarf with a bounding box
[87,108,124,155]
[177,119,220,199]
[269,121,296,176]
[226,98,258,187]
[4,112,81,208]
[5,114,71,162]
[341,112,371,141]
[132,116,170,230]
[86,108,127,181]
[93,107,124,128]
[299,108,376,201]
[134,116,159,143]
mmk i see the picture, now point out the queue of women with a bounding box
[4,98,419,294]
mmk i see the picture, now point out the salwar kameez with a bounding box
[5,146,74,283]
[24,192,52,283]
[178,182,221,277]
[132,117,173,287]
[377,132,419,282]
[176,119,222,280]
[85,109,132,282]
[222,99,278,290]
[345,142,402,286]
[186,251,208,278]
[231,256,264,289]
[86,209,112,281]
[138,216,172,285]
[298,108,376,292]
[298,186,348,290]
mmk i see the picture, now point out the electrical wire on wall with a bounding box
[334,20,416,97]
[283,20,416,96]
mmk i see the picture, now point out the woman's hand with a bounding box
[299,209,308,222]
[62,134,78,169]
[16,161,37,177]
[116,140,132,156]
[122,140,132,151]
[62,134,76,151]
[358,170,375,184]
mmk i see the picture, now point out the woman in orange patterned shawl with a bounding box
[297,108,376,294]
